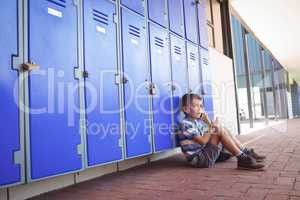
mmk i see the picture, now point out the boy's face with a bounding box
[183,98,204,119]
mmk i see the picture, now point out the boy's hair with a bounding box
[181,93,202,113]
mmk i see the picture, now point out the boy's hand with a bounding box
[211,117,221,133]
[200,112,211,125]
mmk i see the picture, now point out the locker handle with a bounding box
[22,62,40,72]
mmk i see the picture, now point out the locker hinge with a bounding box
[115,74,128,85]
[74,68,88,79]
[74,68,80,79]
[13,150,22,165]
[113,13,118,24]
[77,143,84,156]
[12,56,22,71]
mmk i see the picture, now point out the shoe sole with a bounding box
[237,166,265,171]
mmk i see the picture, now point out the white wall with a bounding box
[209,48,239,134]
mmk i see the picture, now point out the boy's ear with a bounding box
[182,106,189,113]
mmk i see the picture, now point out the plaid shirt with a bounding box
[176,116,210,155]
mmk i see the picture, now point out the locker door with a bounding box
[203,96,214,120]
[168,0,184,36]
[200,48,212,95]
[197,0,208,49]
[121,9,152,158]
[148,0,167,27]
[121,0,144,16]
[183,0,198,44]
[200,48,214,120]
[187,43,201,93]
[170,34,187,124]
[83,0,122,167]
[28,0,82,180]
[149,24,173,152]
[0,0,22,187]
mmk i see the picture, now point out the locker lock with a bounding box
[149,84,156,95]
[82,70,89,78]
[171,84,176,91]
[22,62,40,72]
[195,0,203,4]
[115,74,128,85]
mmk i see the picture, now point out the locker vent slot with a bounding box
[129,25,141,38]
[154,37,164,48]
[93,9,109,25]
[190,52,196,61]
[203,57,208,65]
[46,0,66,8]
[174,46,181,55]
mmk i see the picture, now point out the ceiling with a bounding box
[229,0,300,82]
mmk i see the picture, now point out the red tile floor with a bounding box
[32,119,300,200]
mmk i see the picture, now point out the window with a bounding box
[206,0,215,47]
[206,0,224,53]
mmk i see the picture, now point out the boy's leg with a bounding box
[209,130,265,170]
[218,127,266,161]
[220,127,244,150]
[209,132,241,156]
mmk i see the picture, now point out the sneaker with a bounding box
[244,148,266,162]
[216,151,233,162]
[237,155,265,171]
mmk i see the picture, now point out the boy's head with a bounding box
[181,93,204,119]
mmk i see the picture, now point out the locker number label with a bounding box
[131,38,139,45]
[48,7,63,18]
[96,26,106,34]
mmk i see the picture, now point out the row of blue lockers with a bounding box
[0,0,214,188]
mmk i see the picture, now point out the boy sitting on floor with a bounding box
[176,93,266,170]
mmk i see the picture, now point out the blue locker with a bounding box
[197,0,208,49]
[170,34,187,124]
[28,0,82,180]
[183,0,198,44]
[148,0,167,27]
[149,23,173,152]
[200,47,212,95]
[121,0,144,16]
[187,43,201,93]
[83,0,122,167]
[121,9,152,158]
[203,95,214,120]
[168,0,184,36]
[0,0,21,187]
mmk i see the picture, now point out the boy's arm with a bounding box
[193,133,212,145]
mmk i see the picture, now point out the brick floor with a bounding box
[31,119,300,200]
